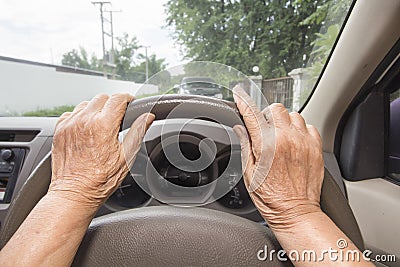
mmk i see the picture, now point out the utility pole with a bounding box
[91,1,111,77]
[142,45,150,81]
[104,9,121,79]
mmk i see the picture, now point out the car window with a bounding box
[0,0,353,116]
[389,88,400,178]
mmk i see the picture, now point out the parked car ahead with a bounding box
[178,77,224,99]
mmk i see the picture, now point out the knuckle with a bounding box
[77,101,89,108]
[289,111,301,117]
[73,101,89,112]
[306,124,316,131]
[96,93,108,98]
[290,112,306,125]
[77,100,89,106]
[53,125,67,140]
[92,94,109,102]
[112,93,132,102]
[270,103,288,117]
[271,103,286,110]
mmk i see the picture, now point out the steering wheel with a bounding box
[0,95,364,266]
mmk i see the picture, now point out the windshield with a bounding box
[0,0,352,116]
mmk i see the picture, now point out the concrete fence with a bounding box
[261,68,314,111]
[0,57,158,115]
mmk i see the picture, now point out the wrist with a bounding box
[269,208,325,234]
[256,199,323,233]
[48,175,109,210]
[44,190,99,219]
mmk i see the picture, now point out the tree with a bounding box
[298,0,351,27]
[113,33,140,81]
[61,33,167,84]
[165,0,345,78]
[61,47,99,70]
[301,0,351,79]
[306,24,340,81]
[131,54,167,82]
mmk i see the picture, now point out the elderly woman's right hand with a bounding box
[49,94,154,210]
[232,86,324,231]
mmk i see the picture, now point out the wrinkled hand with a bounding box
[233,86,324,231]
[49,94,154,209]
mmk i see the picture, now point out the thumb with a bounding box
[121,113,155,168]
[233,125,255,187]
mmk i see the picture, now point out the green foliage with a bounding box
[61,47,100,70]
[298,0,351,26]
[61,33,168,85]
[113,33,141,81]
[291,0,350,106]
[300,0,351,81]
[165,0,335,78]
[131,54,168,83]
[22,105,75,117]
[305,24,340,81]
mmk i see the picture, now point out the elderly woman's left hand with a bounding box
[49,93,154,208]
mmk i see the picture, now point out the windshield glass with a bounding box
[0,0,352,116]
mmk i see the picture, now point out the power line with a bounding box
[92,1,119,77]
[104,9,122,68]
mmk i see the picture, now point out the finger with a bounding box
[59,111,72,119]
[233,86,268,157]
[233,125,255,186]
[307,124,322,147]
[73,101,89,114]
[56,112,72,126]
[102,93,134,124]
[84,94,109,113]
[121,113,155,168]
[269,103,290,127]
[289,112,307,131]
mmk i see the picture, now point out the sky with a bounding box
[0,0,185,67]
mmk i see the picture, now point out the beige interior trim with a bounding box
[345,178,400,258]
[302,0,400,152]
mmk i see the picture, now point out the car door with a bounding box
[340,65,400,265]
[300,0,400,265]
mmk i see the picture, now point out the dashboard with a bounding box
[0,117,264,227]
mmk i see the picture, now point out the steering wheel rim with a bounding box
[0,95,365,266]
[121,94,244,131]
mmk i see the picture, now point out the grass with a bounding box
[21,90,176,117]
[22,105,75,117]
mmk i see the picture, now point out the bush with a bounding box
[22,105,75,117]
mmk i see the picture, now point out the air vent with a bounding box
[0,130,40,142]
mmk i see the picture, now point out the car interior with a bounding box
[0,0,399,266]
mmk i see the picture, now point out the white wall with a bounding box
[0,59,158,115]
